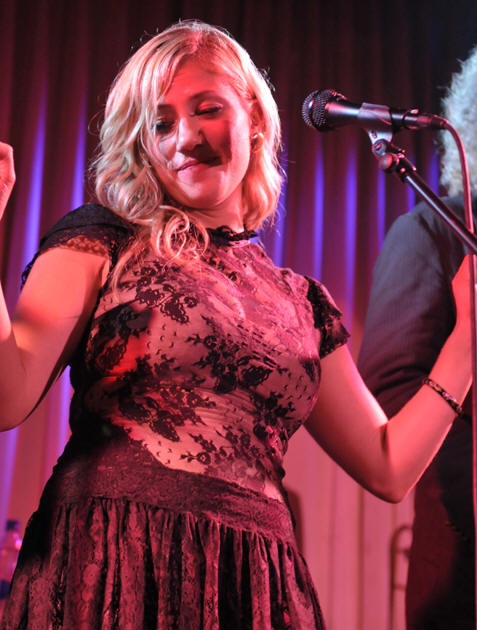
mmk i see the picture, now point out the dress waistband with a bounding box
[41,430,296,542]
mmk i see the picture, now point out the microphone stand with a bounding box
[370,136,477,253]
[366,131,477,626]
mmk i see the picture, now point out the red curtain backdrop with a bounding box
[1,1,476,628]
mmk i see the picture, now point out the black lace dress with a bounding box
[1,205,349,630]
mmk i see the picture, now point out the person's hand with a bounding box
[0,142,16,221]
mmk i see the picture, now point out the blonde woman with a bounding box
[0,21,472,630]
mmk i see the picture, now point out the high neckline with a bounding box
[207,225,258,244]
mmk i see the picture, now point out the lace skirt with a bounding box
[0,436,325,630]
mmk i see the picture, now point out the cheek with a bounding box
[206,120,232,159]
[231,130,252,175]
[217,118,249,167]
[154,135,174,165]
[150,139,175,183]
[231,112,252,167]
[214,115,250,164]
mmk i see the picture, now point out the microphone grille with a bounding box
[302,89,345,131]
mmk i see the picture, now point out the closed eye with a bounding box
[154,120,173,134]
[197,105,222,116]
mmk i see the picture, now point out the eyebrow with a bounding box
[157,90,225,110]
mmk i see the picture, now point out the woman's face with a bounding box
[150,60,254,226]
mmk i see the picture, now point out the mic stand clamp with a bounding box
[369,136,477,255]
[372,138,415,178]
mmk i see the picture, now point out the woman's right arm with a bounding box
[0,143,109,430]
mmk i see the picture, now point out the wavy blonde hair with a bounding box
[440,46,477,195]
[93,20,283,277]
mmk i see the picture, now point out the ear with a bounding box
[249,100,264,135]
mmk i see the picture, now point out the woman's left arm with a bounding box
[306,260,472,503]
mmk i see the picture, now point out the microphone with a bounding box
[302,89,448,133]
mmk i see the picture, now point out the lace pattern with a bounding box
[2,467,325,629]
[20,205,349,502]
[3,204,348,629]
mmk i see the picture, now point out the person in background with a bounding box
[358,47,477,630]
[0,20,472,630]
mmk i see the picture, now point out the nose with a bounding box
[176,115,202,152]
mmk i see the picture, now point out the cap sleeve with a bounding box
[22,204,134,286]
[305,276,349,358]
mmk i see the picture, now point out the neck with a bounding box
[187,185,246,232]
[189,208,245,233]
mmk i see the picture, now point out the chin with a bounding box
[178,194,230,212]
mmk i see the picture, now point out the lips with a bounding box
[175,156,221,172]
